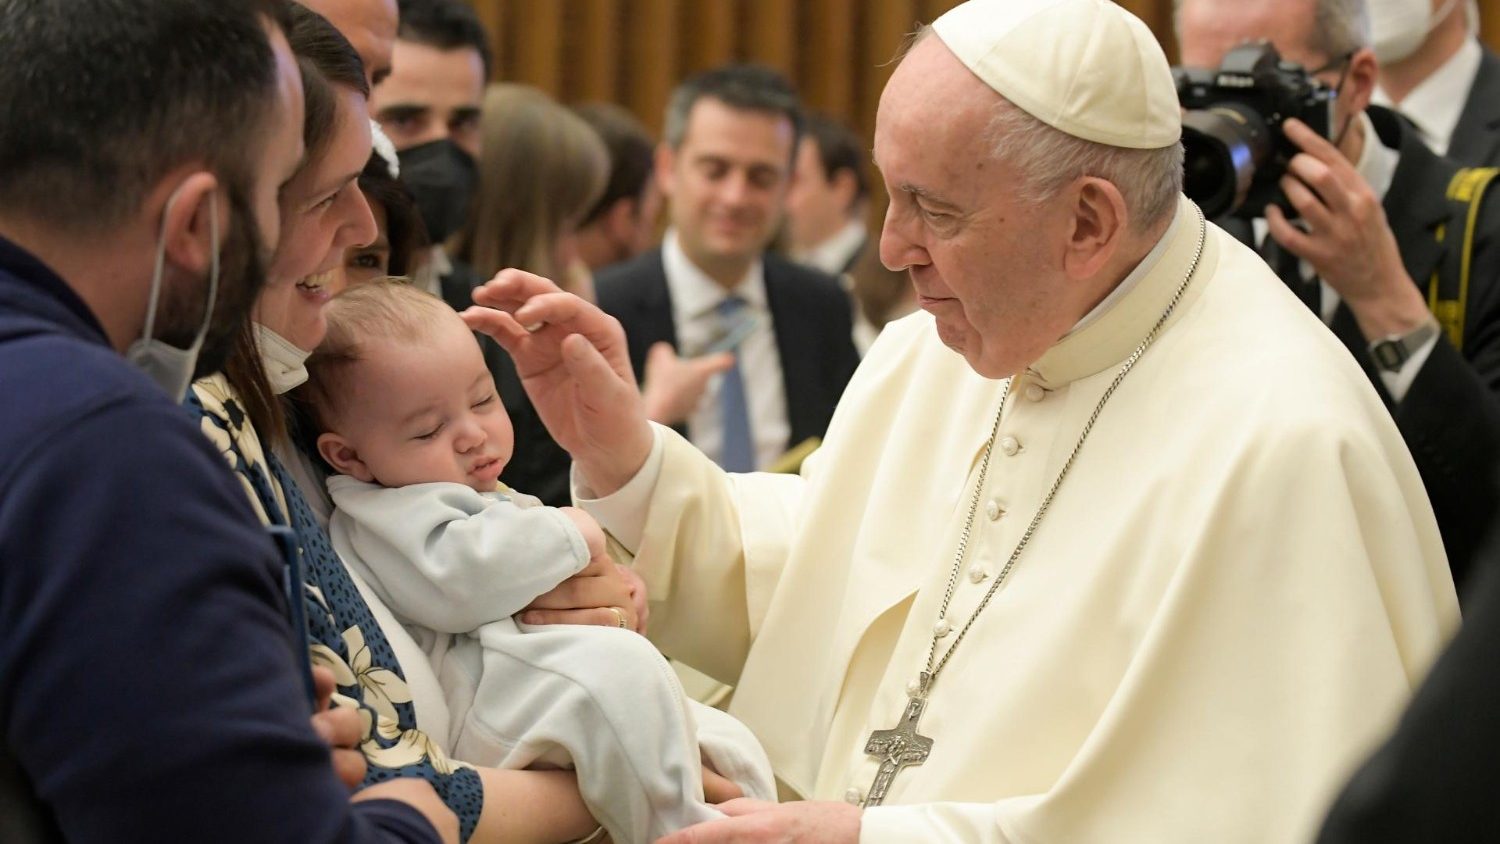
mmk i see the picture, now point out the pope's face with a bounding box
[874,36,1076,380]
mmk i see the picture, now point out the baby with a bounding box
[300,280,773,843]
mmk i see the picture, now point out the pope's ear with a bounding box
[317,432,375,482]
[1061,177,1127,280]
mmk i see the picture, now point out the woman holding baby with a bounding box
[187,9,760,844]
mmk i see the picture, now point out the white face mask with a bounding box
[254,321,311,395]
[1369,0,1461,64]
[125,184,220,402]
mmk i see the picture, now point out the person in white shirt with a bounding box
[594,65,860,473]
[785,113,918,354]
[1178,0,1500,591]
[301,280,775,844]
[1367,0,1500,165]
[785,113,870,277]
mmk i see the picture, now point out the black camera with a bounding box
[1174,42,1336,219]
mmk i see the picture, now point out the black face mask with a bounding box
[397,138,477,244]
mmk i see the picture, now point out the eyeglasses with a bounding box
[1308,50,1357,79]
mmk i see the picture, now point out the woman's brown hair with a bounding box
[455,84,610,288]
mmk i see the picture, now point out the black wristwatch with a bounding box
[1369,318,1441,373]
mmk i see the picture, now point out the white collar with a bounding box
[662,228,768,321]
[796,219,868,275]
[1372,38,1483,155]
[1066,200,1183,337]
[1355,111,1401,203]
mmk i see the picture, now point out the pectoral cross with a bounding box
[862,674,934,807]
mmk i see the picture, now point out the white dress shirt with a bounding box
[1253,111,1431,400]
[662,229,791,470]
[796,219,868,276]
[1373,37,1483,157]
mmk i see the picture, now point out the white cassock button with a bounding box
[1024,384,1045,402]
[968,564,987,583]
[906,678,921,696]
[985,499,1003,521]
[933,618,952,637]
[845,787,863,805]
[999,436,1020,456]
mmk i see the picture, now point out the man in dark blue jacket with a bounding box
[0,1,454,841]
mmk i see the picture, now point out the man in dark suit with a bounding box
[1368,0,1500,167]
[1317,516,1500,842]
[785,113,871,277]
[596,65,860,472]
[1179,0,1500,594]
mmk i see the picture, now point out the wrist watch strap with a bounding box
[1369,317,1441,373]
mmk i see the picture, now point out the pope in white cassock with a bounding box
[461,0,1460,840]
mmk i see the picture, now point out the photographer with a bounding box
[1178,0,1500,594]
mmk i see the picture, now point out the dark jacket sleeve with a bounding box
[1317,530,1500,843]
[0,400,438,844]
[1394,190,1500,592]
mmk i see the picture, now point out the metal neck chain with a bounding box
[918,206,1207,693]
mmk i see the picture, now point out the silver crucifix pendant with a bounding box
[862,672,935,807]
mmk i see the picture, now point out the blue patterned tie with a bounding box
[717,296,756,472]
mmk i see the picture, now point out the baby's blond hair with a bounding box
[299,278,460,434]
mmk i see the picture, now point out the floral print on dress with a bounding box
[188,377,483,841]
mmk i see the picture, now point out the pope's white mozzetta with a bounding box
[553,0,1460,840]
[583,197,1458,842]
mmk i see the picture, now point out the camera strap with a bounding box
[1430,166,1500,352]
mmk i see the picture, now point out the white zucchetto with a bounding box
[931,0,1181,149]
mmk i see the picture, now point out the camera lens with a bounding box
[1180,104,1271,218]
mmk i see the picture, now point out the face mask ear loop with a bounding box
[141,187,185,346]
[191,192,221,350]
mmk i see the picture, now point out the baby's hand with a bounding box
[559,506,608,565]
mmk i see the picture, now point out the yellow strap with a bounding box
[766,437,822,474]
[1432,167,1500,350]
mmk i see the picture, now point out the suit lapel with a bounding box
[1375,108,1449,291]
[1450,47,1500,168]
[628,250,679,383]
[763,261,814,450]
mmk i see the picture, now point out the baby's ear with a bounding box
[317,433,375,482]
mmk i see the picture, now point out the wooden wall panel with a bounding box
[1483,0,1499,51]
[464,0,1500,229]
[506,0,564,91]
[569,0,621,103]
[621,0,679,135]
[466,0,1500,142]
[681,0,736,75]
[801,0,859,121]
[742,0,797,74]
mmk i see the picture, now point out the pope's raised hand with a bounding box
[461,269,654,495]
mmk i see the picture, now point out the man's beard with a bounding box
[150,188,270,380]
